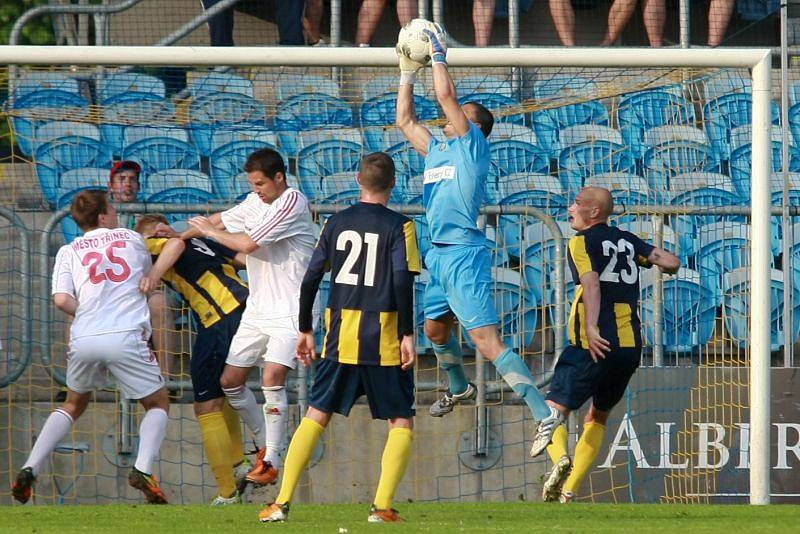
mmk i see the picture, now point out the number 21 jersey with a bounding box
[567,223,654,350]
[52,228,152,339]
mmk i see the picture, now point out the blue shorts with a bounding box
[546,345,640,412]
[423,244,499,330]
[191,308,243,403]
[309,358,415,420]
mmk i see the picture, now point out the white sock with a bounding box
[24,408,73,476]
[134,407,168,475]
[223,384,266,446]
[262,386,288,466]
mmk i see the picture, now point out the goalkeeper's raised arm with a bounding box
[425,29,472,139]
[395,33,432,155]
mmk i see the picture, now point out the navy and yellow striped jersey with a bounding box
[567,223,654,349]
[146,237,248,329]
[307,202,421,366]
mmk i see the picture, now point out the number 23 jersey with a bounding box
[567,223,654,350]
[52,228,152,340]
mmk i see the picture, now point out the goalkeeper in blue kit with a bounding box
[395,22,563,457]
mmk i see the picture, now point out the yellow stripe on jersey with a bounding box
[569,235,593,277]
[403,220,422,273]
[614,303,636,347]
[378,311,401,366]
[197,271,241,316]
[337,309,361,365]
[568,285,583,347]
[164,272,221,326]
[321,308,332,359]
[147,237,167,255]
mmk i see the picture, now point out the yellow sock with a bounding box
[276,417,324,505]
[546,424,569,464]
[373,427,413,510]
[197,411,236,497]
[222,401,244,466]
[563,422,605,495]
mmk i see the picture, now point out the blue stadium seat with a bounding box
[640,268,716,353]
[703,72,752,99]
[489,139,549,180]
[532,101,610,159]
[123,125,190,146]
[558,140,635,194]
[414,269,431,350]
[490,123,538,144]
[143,169,215,204]
[724,267,799,352]
[456,76,513,97]
[11,90,89,156]
[12,71,81,100]
[669,173,743,261]
[96,72,165,103]
[188,71,254,97]
[274,93,353,132]
[697,222,752,306]
[492,267,531,350]
[299,128,362,151]
[729,142,800,201]
[559,125,623,149]
[100,94,175,156]
[297,139,362,181]
[458,93,524,124]
[521,221,575,305]
[415,217,432,265]
[210,126,278,154]
[36,121,101,147]
[546,262,576,347]
[275,74,340,101]
[320,171,360,204]
[641,125,711,164]
[617,90,695,160]
[529,74,597,100]
[642,140,717,192]
[209,139,283,201]
[385,141,424,201]
[703,93,780,163]
[360,93,437,128]
[729,124,785,155]
[585,172,652,224]
[189,92,267,156]
[35,136,113,206]
[57,168,110,243]
[122,136,200,178]
[616,220,677,256]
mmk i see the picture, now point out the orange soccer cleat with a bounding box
[128,467,168,504]
[246,448,279,486]
[368,505,404,523]
[259,502,289,522]
[12,467,35,504]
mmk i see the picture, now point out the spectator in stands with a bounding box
[473,0,495,46]
[201,0,305,46]
[108,160,177,378]
[599,0,665,47]
[708,0,735,47]
[304,0,326,46]
[356,0,417,46]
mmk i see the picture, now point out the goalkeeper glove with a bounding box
[396,45,422,85]
[424,28,447,66]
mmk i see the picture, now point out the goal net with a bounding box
[0,46,780,505]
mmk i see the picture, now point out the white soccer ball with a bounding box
[396,18,445,66]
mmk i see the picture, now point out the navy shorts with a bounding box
[546,345,640,412]
[309,358,415,420]
[191,308,243,403]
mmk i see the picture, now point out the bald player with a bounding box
[537,187,681,503]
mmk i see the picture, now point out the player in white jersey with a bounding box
[11,190,170,505]
[180,148,318,489]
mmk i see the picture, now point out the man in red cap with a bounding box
[108,160,142,228]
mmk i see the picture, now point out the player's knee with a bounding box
[140,387,170,412]
[585,406,609,425]
[424,322,448,345]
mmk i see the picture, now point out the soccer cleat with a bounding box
[234,458,253,494]
[542,455,572,502]
[530,406,566,458]
[259,502,289,522]
[429,382,477,417]
[368,504,404,523]
[210,491,241,506]
[246,448,279,486]
[128,467,168,504]
[559,491,575,503]
[12,467,35,504]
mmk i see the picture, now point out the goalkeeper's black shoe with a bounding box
[12,467,35,504]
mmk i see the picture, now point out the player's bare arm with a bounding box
[180,212,225,240]
[140,238,185,295]
[578,271,611,362]
[647,247,681,275]
[426,29,471,137]
[53,292,78,317]
[396,80,432,156]
[187,216,259,254]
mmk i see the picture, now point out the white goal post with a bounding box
[0,45,774,505]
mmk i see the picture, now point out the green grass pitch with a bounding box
[3,502,799,533]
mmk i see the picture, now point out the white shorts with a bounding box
[226,315,304,370]
[67,330,165,400]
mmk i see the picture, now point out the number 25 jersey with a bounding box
[567,223,655,350]
[52,227,152,340]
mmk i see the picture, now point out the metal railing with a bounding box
[0,208,31,388]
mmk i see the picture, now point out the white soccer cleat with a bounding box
[542,455,572,502]
[429,382,477,417]
[210,491,241,506]
[559,491,575,503]
[530,406,566,458]
[259,502,289,522]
